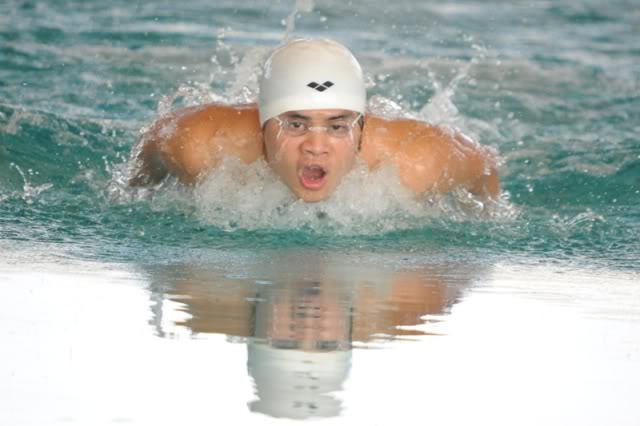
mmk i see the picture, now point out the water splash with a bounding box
[156,83,227,117]
[155,0,317,114]
[550,209,607,236]
[224,46,271,103]
[156,41,269,116]
[8,163,53,204]
[284,0,315,40]
[366,96,413,120]
[419,41,490,129]
[189,157,515,235]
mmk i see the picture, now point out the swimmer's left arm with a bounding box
[419,127,500,198]
[447,130,500,198]
[400,125,500,199]
[362,116,500,199]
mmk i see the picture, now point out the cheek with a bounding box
[335,140,358,169]
[264,137,300,182]
[266,139,298,168]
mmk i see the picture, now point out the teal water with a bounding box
[1,0,638,271]
[1,1,640,424]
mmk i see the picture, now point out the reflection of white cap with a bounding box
[247,342,352,419]
[258,38,367,125]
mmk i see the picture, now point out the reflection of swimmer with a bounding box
[248,280,353,419]
[247,343,351,419]
[143,260,477,419]
[130,38,500,203]
[146,262,466,342]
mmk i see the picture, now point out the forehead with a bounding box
[280,109,359,120]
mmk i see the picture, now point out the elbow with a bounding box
[127,137,169,187]
[470,166,500,199]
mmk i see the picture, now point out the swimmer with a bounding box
[129,38,500,203]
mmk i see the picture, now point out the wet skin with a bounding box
[262,109,361,203]
[129,103,500,201]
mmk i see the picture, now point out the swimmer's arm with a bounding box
[128,104,263,186]
[449,131,500,198]
[408,127,500,198]
[362,117,500,198]
[128,106,219,186]
[127,121,170,186]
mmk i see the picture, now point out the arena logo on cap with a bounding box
[307,81,334,92]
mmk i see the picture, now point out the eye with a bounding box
[288,120,307,130]
[329,122,350,136]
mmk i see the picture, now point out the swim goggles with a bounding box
[273,113,362,139]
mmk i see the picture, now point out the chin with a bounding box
[295,188,332,203]
[299,192,330,203]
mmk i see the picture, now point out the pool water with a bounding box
[1,0,639,424]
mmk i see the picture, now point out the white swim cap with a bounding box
[258,38,366,125]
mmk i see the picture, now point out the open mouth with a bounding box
[299,165,327,190]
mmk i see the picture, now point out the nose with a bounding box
[300,130,330,156]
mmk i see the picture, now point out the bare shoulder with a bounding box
[360,115,449,164]
[130,103,263,185]
[360,115,500,198]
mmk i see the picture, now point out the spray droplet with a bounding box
[296,0,314,13]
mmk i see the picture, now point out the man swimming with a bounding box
[129,38,500,203]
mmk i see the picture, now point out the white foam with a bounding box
[190,157,513,235]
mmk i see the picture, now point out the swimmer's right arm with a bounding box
[128,104,264,186]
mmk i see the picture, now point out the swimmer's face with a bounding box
[263,109,362,203]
